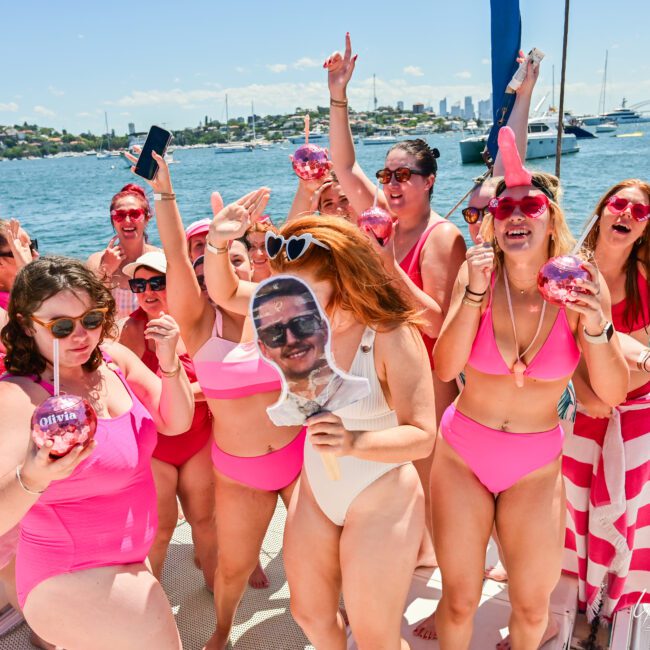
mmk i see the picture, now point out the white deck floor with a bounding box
[0,502,581,649]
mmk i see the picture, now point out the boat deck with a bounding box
[1,502,587,649]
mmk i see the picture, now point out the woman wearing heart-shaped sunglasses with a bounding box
[432,161,628,648]
[325,33,467,569]
[563,178,650,619]
[206,207,436,649]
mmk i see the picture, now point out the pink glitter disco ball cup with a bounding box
[31,395,98,458]
[537,255,592,307]
[291,144,330,181]
[358,207,394,246]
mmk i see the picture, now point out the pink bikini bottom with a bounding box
[211,428,306,492]
[441,404,563,494]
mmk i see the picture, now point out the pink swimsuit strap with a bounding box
[193,308,281,400]
[612,270,650,333]
[467,273,580,381]
[0,291,9,311]
[398,220,446,289]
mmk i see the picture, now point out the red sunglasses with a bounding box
[487,194,549,221]
[110,208,147,223]
[606,195,650,222]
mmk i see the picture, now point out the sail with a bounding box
[486,0,522,163]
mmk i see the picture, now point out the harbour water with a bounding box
[0,128,648,259]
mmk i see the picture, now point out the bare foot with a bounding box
[413,611,437,640]
[248,561,270,589]
[202,629,230,650]
[485,560,508,582]
[495,614,559,649]
[29,630,62,650]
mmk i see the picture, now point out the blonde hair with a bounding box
[479,172,575,271]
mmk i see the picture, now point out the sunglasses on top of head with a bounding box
[375,167,426,184]
[31,307,108,339]
[257,314,323,349]
[111,208,147,223]
[487,194,549,221]
[128,275,167,293]
[606,195,650,222]
[265,232,330,262]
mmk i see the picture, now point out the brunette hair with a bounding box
[583,179,650,330]
[271,216,424,330]
[480,172,575,271]
[387,139,440,198]
[1,256,117,377]
[110,183,151,221]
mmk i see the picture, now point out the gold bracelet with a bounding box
[159,357,181,378]
[461,297,482,308]
[16,466,45,495]
[330,97,348,108]
[206,240,228,255]
[153,192,176,201]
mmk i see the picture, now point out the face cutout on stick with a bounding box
[251,275,370,427]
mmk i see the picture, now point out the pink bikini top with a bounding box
[612,270,650,334]
[193,309,282,400]
[467,274,580,381]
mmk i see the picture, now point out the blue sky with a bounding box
[2,0,649,134]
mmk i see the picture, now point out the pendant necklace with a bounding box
[503,266,547,388]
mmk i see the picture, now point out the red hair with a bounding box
[110,183,151,220]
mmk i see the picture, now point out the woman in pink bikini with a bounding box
[87,183,160,320]
[118,250,217,588]
[565,179,650,619]
[0,256,194,649]
[124,149,304,649]
[205,207,436,649]
[431,138,628,648]
[325,35,466,558]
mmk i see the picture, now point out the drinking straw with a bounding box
[571,213,599,254]
[53,338,60,396]
[304,114,310,145]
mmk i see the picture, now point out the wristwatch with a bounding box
[583,320,614,344]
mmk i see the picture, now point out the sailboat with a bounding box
[96,112,112,159]
[215,95,253,154]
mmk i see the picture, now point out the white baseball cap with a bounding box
[123,251,167,278]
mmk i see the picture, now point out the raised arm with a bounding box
[326,33,390,215]
[204,189,269,315]
[433,242,495,381]
[123,150,213,352]
[493,55,540,176]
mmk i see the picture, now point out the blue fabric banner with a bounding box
[486,0,522,164]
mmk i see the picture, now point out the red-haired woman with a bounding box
[565,179,650,619]
[324,35,466,561]
[206,208,436,649]
[87,183,159,320]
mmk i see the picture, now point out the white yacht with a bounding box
[459,117,579,164]
[362,133,401,145]
[215,142,253,154]
[582,99,650,126]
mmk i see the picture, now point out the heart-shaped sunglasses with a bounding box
[265,232,330,262]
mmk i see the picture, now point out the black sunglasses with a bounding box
[462,206,489,225]
[375,167,426,184]
[195,274,205,290]
[257,314,323,349]
[128,275,167,293]
[31,307,108,339]
[0,239,38,259]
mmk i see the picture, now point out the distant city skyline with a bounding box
[1,0,649,135]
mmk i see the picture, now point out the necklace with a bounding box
[503,266,547,388]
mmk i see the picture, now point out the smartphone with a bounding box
[134,126,173,180]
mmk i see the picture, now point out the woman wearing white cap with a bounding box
[119,251,218,589]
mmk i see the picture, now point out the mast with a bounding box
[552,65,555,109]
[104,111,110,150]
[225,94,230,142]
[555,0,570,178]
[373,74,378,112]
[599,50,608,115]
[251,100,256,141]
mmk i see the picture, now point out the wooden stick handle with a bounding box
[320,451,340,481]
